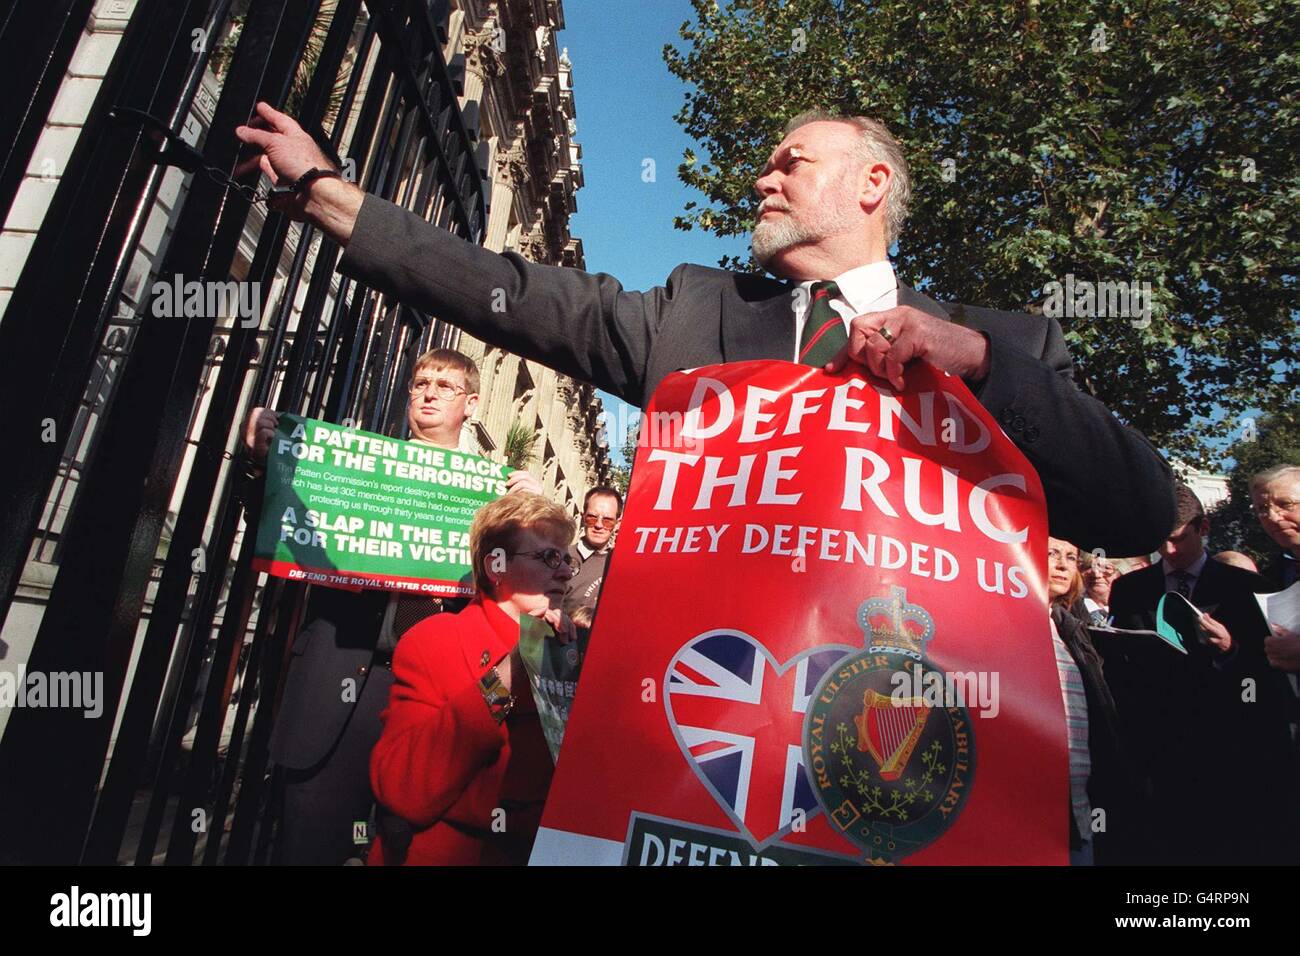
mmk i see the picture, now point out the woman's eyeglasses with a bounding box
[512,548,577,571]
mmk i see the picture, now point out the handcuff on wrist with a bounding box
[478,666,516,724]
[267,166,342,199]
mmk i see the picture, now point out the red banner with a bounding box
[531,360,1064,865]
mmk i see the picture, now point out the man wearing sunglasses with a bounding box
[240,347,541,864]
[564,486,623,618]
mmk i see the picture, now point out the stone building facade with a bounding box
[444,0,612,516]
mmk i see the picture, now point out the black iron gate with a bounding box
[0,0,486,864]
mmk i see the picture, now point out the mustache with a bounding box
[757,199,790,217]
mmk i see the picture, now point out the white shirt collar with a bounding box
[794,262,899,362]
[575,538,609,560]
[799,260,897,315]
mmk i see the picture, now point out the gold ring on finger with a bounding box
[876,326,896,344]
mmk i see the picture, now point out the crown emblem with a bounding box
[856,586,935,660]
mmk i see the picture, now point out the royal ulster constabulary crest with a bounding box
[803,586,975,863]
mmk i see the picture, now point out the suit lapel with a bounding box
[720,282,797,363]
[1190,559,1213,607]
[1190,559,1227,619]
[896,282,953,322]
[897,283,1023,352]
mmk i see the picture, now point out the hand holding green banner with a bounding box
[252,414,513,595]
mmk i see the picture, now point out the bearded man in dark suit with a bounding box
[234,103,1174,557]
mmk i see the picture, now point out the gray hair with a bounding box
[782,110,912,247]
[1249,463,1300,495]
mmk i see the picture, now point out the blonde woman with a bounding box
[369,493,576,865]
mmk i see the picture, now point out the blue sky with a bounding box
[557,0,750,464]
[559,1,749,292]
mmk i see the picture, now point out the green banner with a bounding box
[252,414,512,595]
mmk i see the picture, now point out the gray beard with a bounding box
[750,216,810,269]
[751,193,858,269]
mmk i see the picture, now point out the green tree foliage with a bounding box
[664,0,1297,459]
[1209,411,1300,562]
[609,465,631,497]
[607,419,642,497]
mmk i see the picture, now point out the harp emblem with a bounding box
[803,586,975,863]
[854,689,930,780]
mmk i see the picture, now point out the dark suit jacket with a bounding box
[235,456,394,773]
[1261,550,1299,591]
[1050,605,1134,859]
[1105,559,1295,862]
[338,195,1173,555]
[268,586,391,770]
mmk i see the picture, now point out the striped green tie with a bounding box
[798,280,846,367]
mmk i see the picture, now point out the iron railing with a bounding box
[0,0,486,864]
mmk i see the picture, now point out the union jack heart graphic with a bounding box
[663,629,853,849]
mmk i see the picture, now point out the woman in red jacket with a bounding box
[369,492,577,865]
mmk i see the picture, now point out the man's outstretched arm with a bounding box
[235,102,670,403]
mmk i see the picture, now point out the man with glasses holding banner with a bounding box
[564,487,623,618]
[241,348,542,864]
